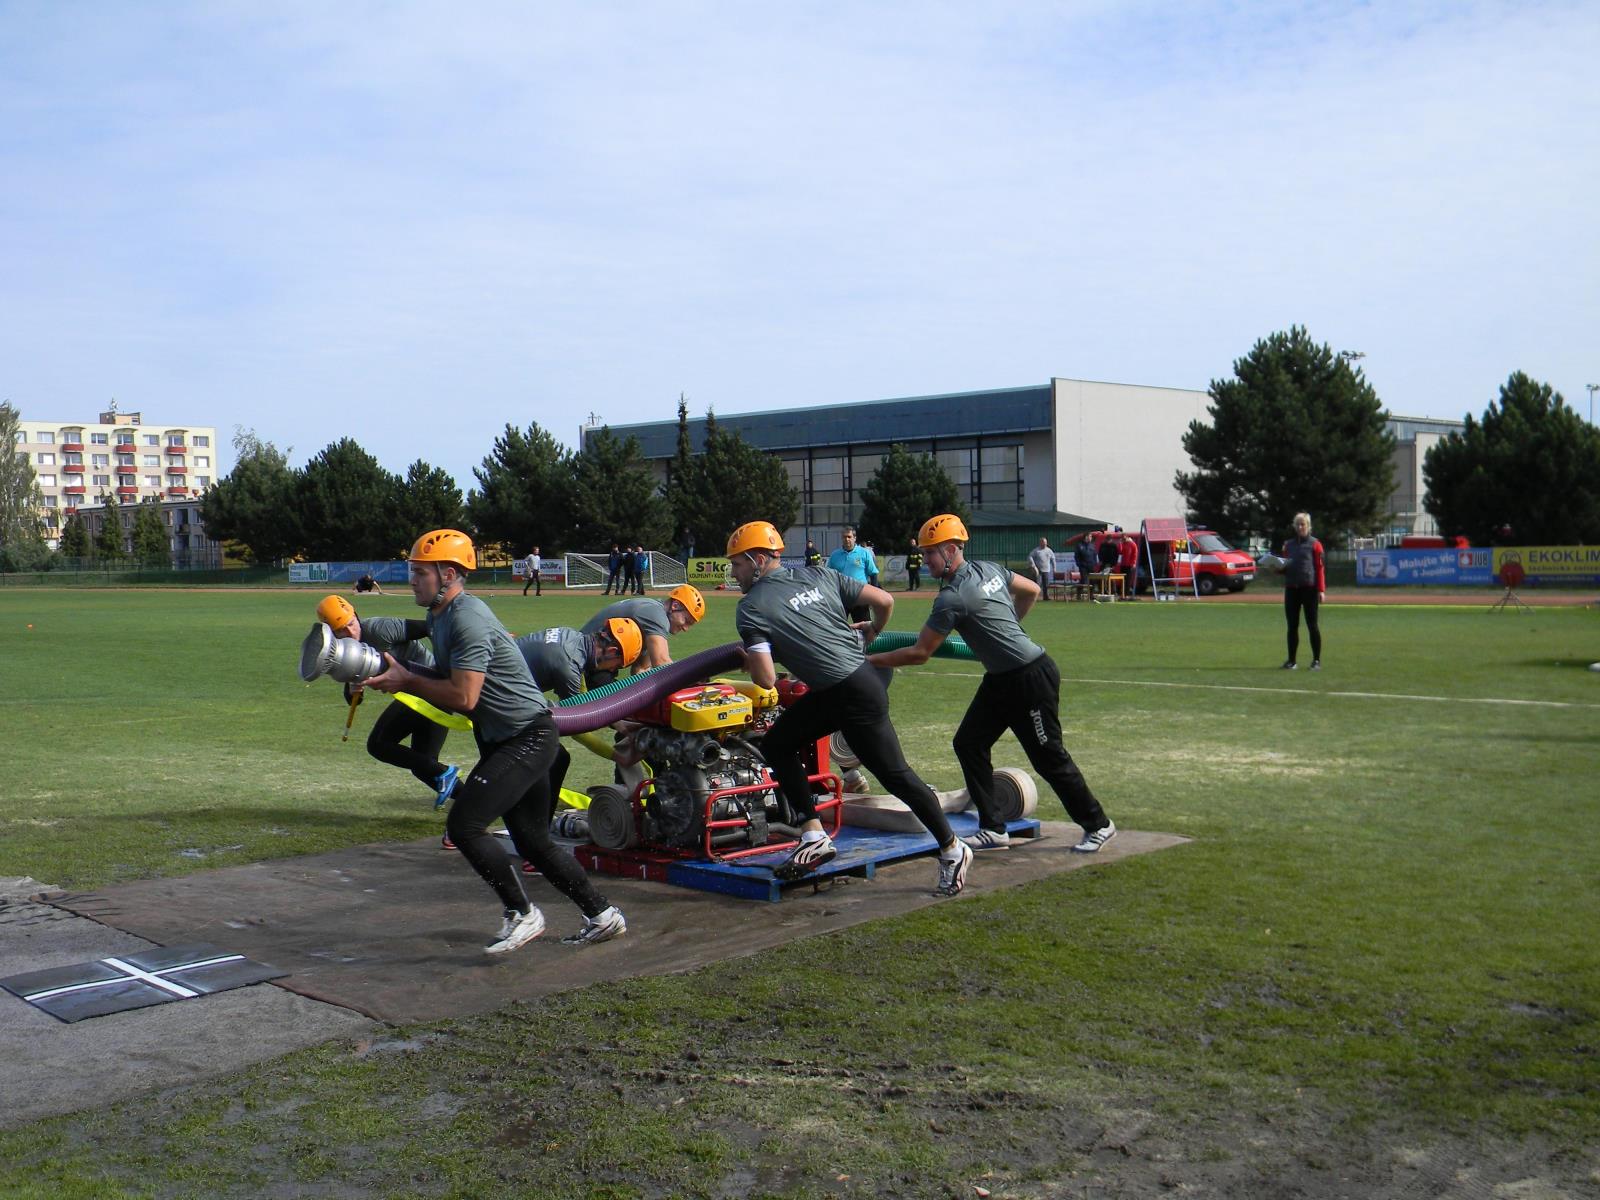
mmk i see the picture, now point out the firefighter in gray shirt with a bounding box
[514,619,643,815]
[727,520,973,895]
[870,514,1115,854]
[367,529,625,953]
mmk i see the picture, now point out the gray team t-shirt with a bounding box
[580,597,671,643]
[360,615,434,670]
[926,560,1044,674]
[736,566,866,690]
[514,627,590,701]
[427,592,549,743]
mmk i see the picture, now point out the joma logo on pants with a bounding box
[1030,709,1047,744]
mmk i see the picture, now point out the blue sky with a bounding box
[3,1,1596,489]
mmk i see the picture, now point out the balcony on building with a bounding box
[116,485,139,497]
[60,440,84,453]
[63,462,85,474]
[166,464,187,474]
[167,485,189,496]
[63,485,87,496]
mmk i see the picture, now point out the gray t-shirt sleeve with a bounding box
[925,586,967,637]
[736,602,771,652]
[834,570,864,610]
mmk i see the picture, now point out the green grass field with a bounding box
[2,587,1597,1198]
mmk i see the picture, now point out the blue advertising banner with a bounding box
[1355,548,1494,586]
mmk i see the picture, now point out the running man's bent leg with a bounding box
[952,675,1013,833]
[1006,655,1108,833]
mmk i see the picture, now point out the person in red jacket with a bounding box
[1277,512,1326,669]
[1117,533,1140,596]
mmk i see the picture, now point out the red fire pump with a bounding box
[583,676,841,863]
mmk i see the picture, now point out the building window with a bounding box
[92,474,110,486]
[38,452,55,465]
[167,436,186,447]
[194,435,210,447]
[44,493,59,506]
[142,455,159,467]
[39,473,57,486]
[37,431,54,444]
[143,434,159,446]
[15,451,26,463]
[197,475,211,487]
[64,454,82,466]
[92,454,109,467]
[144,475,160,488]
[90,433,108,445]
[195,455,210,468]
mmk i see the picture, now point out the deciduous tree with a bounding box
[0,401,49,571]
[1176,327,1395,546]
[1423,372,1600,545]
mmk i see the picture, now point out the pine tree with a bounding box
[396,459,466,538]
[94,494,125,561]
[464,422,573,551]
[297,438,404,560]
[132,499,170,566]
[857,444,969,549]
[1176,327,1395,546]
[200,430,300,563]
[57,509,91,561]
[570,427,672,550]
[1423,372,1600,544]
[670,408,799,552]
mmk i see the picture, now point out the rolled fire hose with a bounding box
[864,630,978,660]
[550,642,746,735]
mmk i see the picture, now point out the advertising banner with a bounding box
[686,557,732,587]
[1355,548,1493,586]
[1493,546,1600,586]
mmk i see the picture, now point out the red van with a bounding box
[1084,528,1255,596]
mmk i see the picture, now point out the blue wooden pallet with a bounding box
[664,812,1042,902]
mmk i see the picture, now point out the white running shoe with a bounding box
[1071,820,1117,853]
[561,905,627,946]
[773,834,837,881]
[934,840,974,897]
[962,828,1011,852]
[485,907,545,954]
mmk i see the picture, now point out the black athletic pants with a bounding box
[446,714,608,918]
[523,574,541,596]
[603,567,622,594]
[907,568,920,591]
[1284,585,1322,663]
[760,663,954,847]
[953,652,1108,836]
[366,700,449,788]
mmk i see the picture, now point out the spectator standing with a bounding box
[1118,533,1139,596]
[1098,528,1121,574]
[522,546,542,596]
[1278,512,1326,670]
[620,544,639,594]
[603,545,624,595]
[1028,538,1056,600]
[1072,537,1096,594]
[632,545,649,593]
[804,539,822,567]
[827,526,877,623]
[905,539,923,591]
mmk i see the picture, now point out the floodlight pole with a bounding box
[1587,383,1598,426]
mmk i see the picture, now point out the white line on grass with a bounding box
[923,671,1600,710]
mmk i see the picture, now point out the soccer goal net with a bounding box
[562,552,687,590]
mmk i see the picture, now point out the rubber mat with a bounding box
[45,822,1188,1025]
[1,942,285,1023]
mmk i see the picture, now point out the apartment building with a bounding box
[12,409,219,547]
